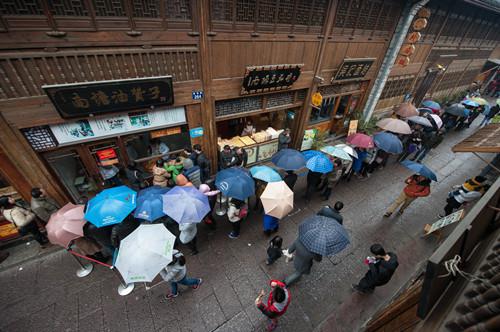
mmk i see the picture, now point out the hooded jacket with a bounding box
[159,251,187,282]
[403,175,431,198]
[257,280,291,319]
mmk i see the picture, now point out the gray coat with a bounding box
[179,223,197,244]
[288,238,322,274]
[30,197,60,222]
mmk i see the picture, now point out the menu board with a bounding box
[51,107,186,145]
[257,141,279,161]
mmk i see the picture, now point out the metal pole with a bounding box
[473,152,500,173]
[111,266,135,296]
[68,249,94,278]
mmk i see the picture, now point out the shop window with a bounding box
[309,96,336,124]
[45,150,99,201]
[334,95,350,119]
[123,125,191,163]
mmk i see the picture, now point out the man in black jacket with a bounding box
[317,201,344,225]
[193,144,210,182]
[352,244,399,294]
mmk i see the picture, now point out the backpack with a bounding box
[238,205,248,219]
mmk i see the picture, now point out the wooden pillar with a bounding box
[292,0,338,148]
[195,0,218,174]
[0,113,68,204]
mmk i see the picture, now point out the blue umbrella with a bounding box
[85,185,137,227]
[445,103,470,117]
[250,165,282,183]
[298,215,350,256]
[134,186,170,222]
[373,132,403,154]
[215,167,255,200]
[462,99,479,107]
[302,150,323,160]
[162,186,210,224]
[271,148,306,170]
[422,100,441,111]
[306,154,333,174]
[400,160,437,181]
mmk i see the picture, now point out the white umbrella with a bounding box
[429,114,443,129]
[260,181,294,219]
[115,224,176,284]
[408,116,433,127]
[334,143,358,158]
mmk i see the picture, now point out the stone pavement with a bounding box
[0,123,495,332]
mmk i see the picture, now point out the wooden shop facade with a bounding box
[0,0,498,207]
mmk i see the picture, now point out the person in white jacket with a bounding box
[440,176,489,217]
[179,223,198,255]
[160,250,202,299]
[0,196,48,247]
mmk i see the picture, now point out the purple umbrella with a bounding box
[162,186,210,224]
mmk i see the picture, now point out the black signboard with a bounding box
[43,76,174,119]
[241,64,302,95]
[333,58,375,81]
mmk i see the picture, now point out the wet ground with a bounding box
[0,119,495,332]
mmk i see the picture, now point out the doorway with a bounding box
[330,94,360,135]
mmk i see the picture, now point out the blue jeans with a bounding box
[171,275,200,294]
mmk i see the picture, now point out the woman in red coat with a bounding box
[384,174,431,217]
[255,280,291,331]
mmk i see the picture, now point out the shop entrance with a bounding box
[330,94,360,135]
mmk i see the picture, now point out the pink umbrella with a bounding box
[346,133,374,149]
[46,203,86,248]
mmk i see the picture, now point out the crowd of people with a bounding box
[0,94,497,331]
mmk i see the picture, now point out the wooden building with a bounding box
[0,0,498,205]
[374,0,500,114]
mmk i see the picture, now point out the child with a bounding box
[255,280,291,331]
[160,250,202,299]
[266,236,283,265]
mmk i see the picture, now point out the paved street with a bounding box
[0,124,492,332]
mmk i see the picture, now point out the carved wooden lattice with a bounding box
[210,0,328,32]
[332,0,401,36]
[166,0,191,20]
[93,0,127,16]
[21,126,58,151]
[215,96,263,117]
[132,0,159,18]
[48,0,89,16]
[0,0,44,15]
[0,48,199,99]
[380,76,415,100]
[266,91,294,108]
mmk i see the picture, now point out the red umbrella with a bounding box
[46,203,86,248]
[346,133,374,148]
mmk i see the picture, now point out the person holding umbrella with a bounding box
[384,161,435,217]
[255,280,291,331]
[160,250,202,299]
[352,244,399,294]
[285,215,350,286]
[260,181,294,235]
[227,198,246,239]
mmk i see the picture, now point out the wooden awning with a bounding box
[452,124,500,153]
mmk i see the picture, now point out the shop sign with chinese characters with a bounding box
[333,58,375,81]
[50,107,186,145]
[241,64,302,95]
[43,76,174,119]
